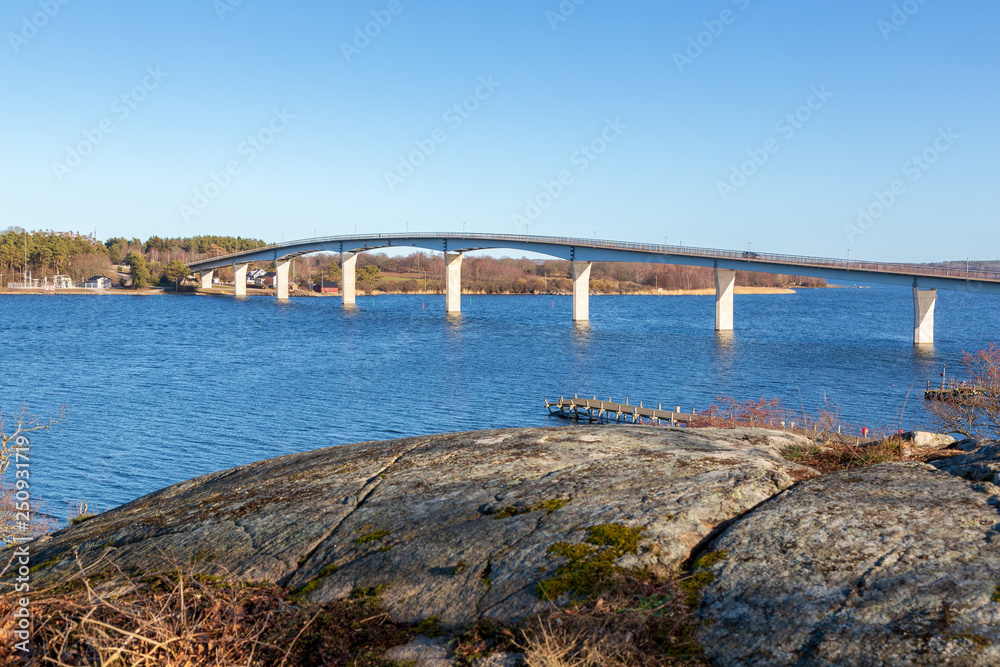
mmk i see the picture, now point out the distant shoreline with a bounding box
[0,285,836,298]
[189,286,826,297]
[0,288,166,296]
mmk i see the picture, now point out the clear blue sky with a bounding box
[1,0,997,261]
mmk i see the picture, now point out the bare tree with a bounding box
[926,344,1000,438]
[0,405,65,547]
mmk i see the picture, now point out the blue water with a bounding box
[2,285,998,516]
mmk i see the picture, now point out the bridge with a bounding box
[187,233,1000,345]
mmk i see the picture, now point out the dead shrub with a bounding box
[0,556,414,666]
[925,344,1000,438]
[518,572,707,667]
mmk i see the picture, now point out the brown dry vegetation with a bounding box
[0,554,712,667]
[291,252,827,296]
[0,556,416,666]
[688,394,967,473]
[516,572,708,666]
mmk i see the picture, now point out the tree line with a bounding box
[0,228,265,288]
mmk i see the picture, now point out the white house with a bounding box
[84,275,113,289]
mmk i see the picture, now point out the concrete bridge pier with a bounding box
[341,253,357,306]
[573,261,592,322]
[275,260,291,301]
[914,288,937,345]
[715,268,736,331]
[234,263,248,297]
[199,270,214,290]
[446,252,464,314]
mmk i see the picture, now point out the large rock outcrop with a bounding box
[931,440,1000,488]
[696,462,1000,666]
[23,426,817,625]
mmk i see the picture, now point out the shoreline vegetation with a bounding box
[0,285,825,297]
[0,283,873,297]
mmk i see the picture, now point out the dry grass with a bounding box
[0,555,414,666]
[517,572,707,667]
[780,437,905,473]
[687,395,893,443]
[684,394,967,474]
[0,552,711,667]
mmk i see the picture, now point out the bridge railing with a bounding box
[189,233,1000,284]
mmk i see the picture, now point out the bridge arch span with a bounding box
[187,233,1000,345]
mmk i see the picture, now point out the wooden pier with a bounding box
[545,395,698,425]
[925,383,987,401]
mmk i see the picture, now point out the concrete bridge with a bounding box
[186,233,1000,345]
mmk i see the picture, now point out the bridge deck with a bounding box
[186,233,1000,294]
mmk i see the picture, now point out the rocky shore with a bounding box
[13,426,1000,665]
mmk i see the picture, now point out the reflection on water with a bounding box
[714,330,736,350]
[2,285,999,512]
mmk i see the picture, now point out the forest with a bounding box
[0,228,265,287]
